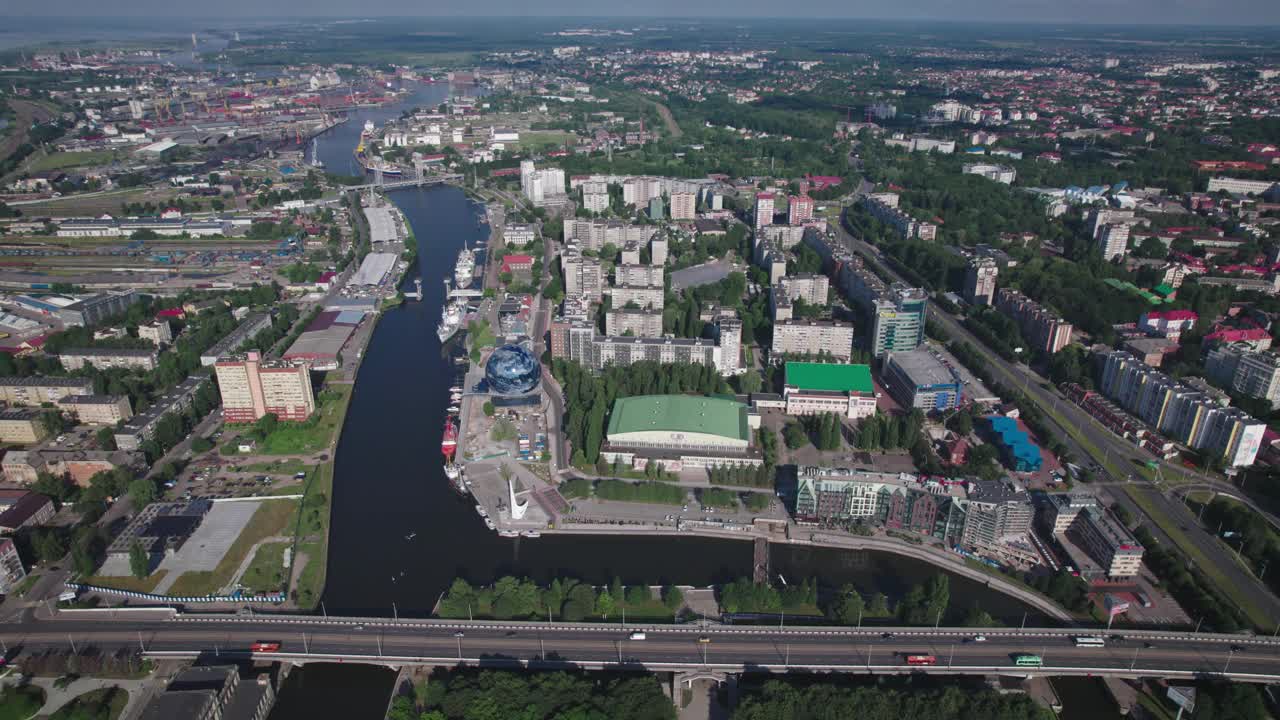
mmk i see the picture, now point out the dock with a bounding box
[752,537,769,584]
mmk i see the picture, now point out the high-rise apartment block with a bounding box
[610,284,664,311]
[754,193,775,230]
[788,195,814,225]
[964,258,998,306]
[605,308,664,338]
[1097,222,1131,261]
[561,249,604,302]
[650,236,669,266]
[562,219,655,253]
[520,161,566,205]
[614,263,664,287]
[215,351,316,423]
[994,288,1073,354]
[843,259,928,357]
[1100,350,1265,467]
[777,273,829,306]
[772,320,854,362]
[669,192,696,220]
[861,193,937,242]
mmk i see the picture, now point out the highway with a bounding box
[4,614,1280,681]
[830,210,1280,626]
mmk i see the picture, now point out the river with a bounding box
[272,90,1047,720]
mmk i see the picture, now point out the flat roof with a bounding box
[607,394,748,442]
[887,349,960,388]
[349,252,398,286]
[785,362,873,394]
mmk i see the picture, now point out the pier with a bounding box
[752,537,769,584]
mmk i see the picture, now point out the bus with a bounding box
[250,641,282,653]
[1074,636,1106,648]
[905,655,937,666]
[1013,654,1043,667]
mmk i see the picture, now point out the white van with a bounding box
[628,632,647,641]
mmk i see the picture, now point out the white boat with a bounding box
[484,518,496,530]
[447,405,460,414]
[454,241,475,287]
[498,529,520,538]
[436,299,463,343]
[444,463,461,480]
[521,530,541,538]
[475,504,488,517]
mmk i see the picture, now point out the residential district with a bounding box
[0,15,1278,720]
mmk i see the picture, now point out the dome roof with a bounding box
[484,344,541,396]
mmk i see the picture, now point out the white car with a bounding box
[973,635,987,642]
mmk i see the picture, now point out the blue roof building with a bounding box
[986,415,1042,472]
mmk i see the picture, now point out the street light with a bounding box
[1223,648,1235,675]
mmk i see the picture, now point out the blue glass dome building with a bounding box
[484,344,541,395]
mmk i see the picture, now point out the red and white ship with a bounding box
[441,419,458,460]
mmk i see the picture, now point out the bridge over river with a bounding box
[5,612,1279,683]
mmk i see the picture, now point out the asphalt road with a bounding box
[5,616,1280,680]
[830,213,1280,624]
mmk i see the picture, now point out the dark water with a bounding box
[269,663,397,720]
[313,84,456,177]
[1052,677,1125,720]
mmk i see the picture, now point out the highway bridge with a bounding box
[5,613,1280,682]
[348,173,464,191]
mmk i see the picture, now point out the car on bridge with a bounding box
[250,641,281,653]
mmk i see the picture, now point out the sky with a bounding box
[4,1,1280,25]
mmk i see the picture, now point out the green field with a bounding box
[240,541,289,594]
[48,687,129,720]
[257,385,351,455]
[518,130,577,150]
[27,150,117,172]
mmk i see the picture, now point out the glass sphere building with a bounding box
[484,344,541,395]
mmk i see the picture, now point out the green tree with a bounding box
[128,477,158,507]
[595,588,616,618]
[482,401,495,417]
[783,421,808,449]
[128,540,149,579]
[663,585,684,611]
[95,427,117,451]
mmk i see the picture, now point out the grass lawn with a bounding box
[0,684,45,720]
[257,385,351,455]
[27,150,117,172]
[17,188,153,216]
[165,498,298,597]
[245,459,309,475]
[1124,486,1273,629]
[49,686,129,720]
[518,130,577,151]
[82,571,168,594]
[240,542,289,594]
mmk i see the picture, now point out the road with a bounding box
[4,614,1280,681]
[830,211,1280,625]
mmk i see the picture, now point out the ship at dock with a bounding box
[436,286,465,343]
[453,241,476,288]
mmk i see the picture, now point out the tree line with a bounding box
[387,668,674,720]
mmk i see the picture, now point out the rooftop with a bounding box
[887,349,960,388]
[607,394,749,443]
[785,362,874,395]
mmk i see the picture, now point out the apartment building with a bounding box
[610,283,665,311]
[562,218,656,252]
[1097,222,1131,261]
[777,273,829,306]
[1230,351,1280,408]
[793,466,968,544]
[1206,177,1277,196]
[960,480,1033,548]
[114,376,207,451]
[560,249,604,302]
[138,320,173,346]
[58,347,159,371]
[0,376,94,406]
[199,313,273,366]
[0,538,26,594]
[56,289,140,327]
[964,258,998,306]
[605,308,664,338]
[669,191,696,220]
[754,193,775,230]
[994,288,1073,354]
[215,351,316,423]
[842,258,928,357]
[57,395,133,425]
[861,193,937,241]
[502,223,538,248]
[1100,350,1265,466]
[0,409,49,444]
[614,263,664,287]
[788,194,815,224]
[771,320,854,362]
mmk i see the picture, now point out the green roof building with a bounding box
[785,362,874,393]
[782,362,879,419]
[606,394,750,450]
